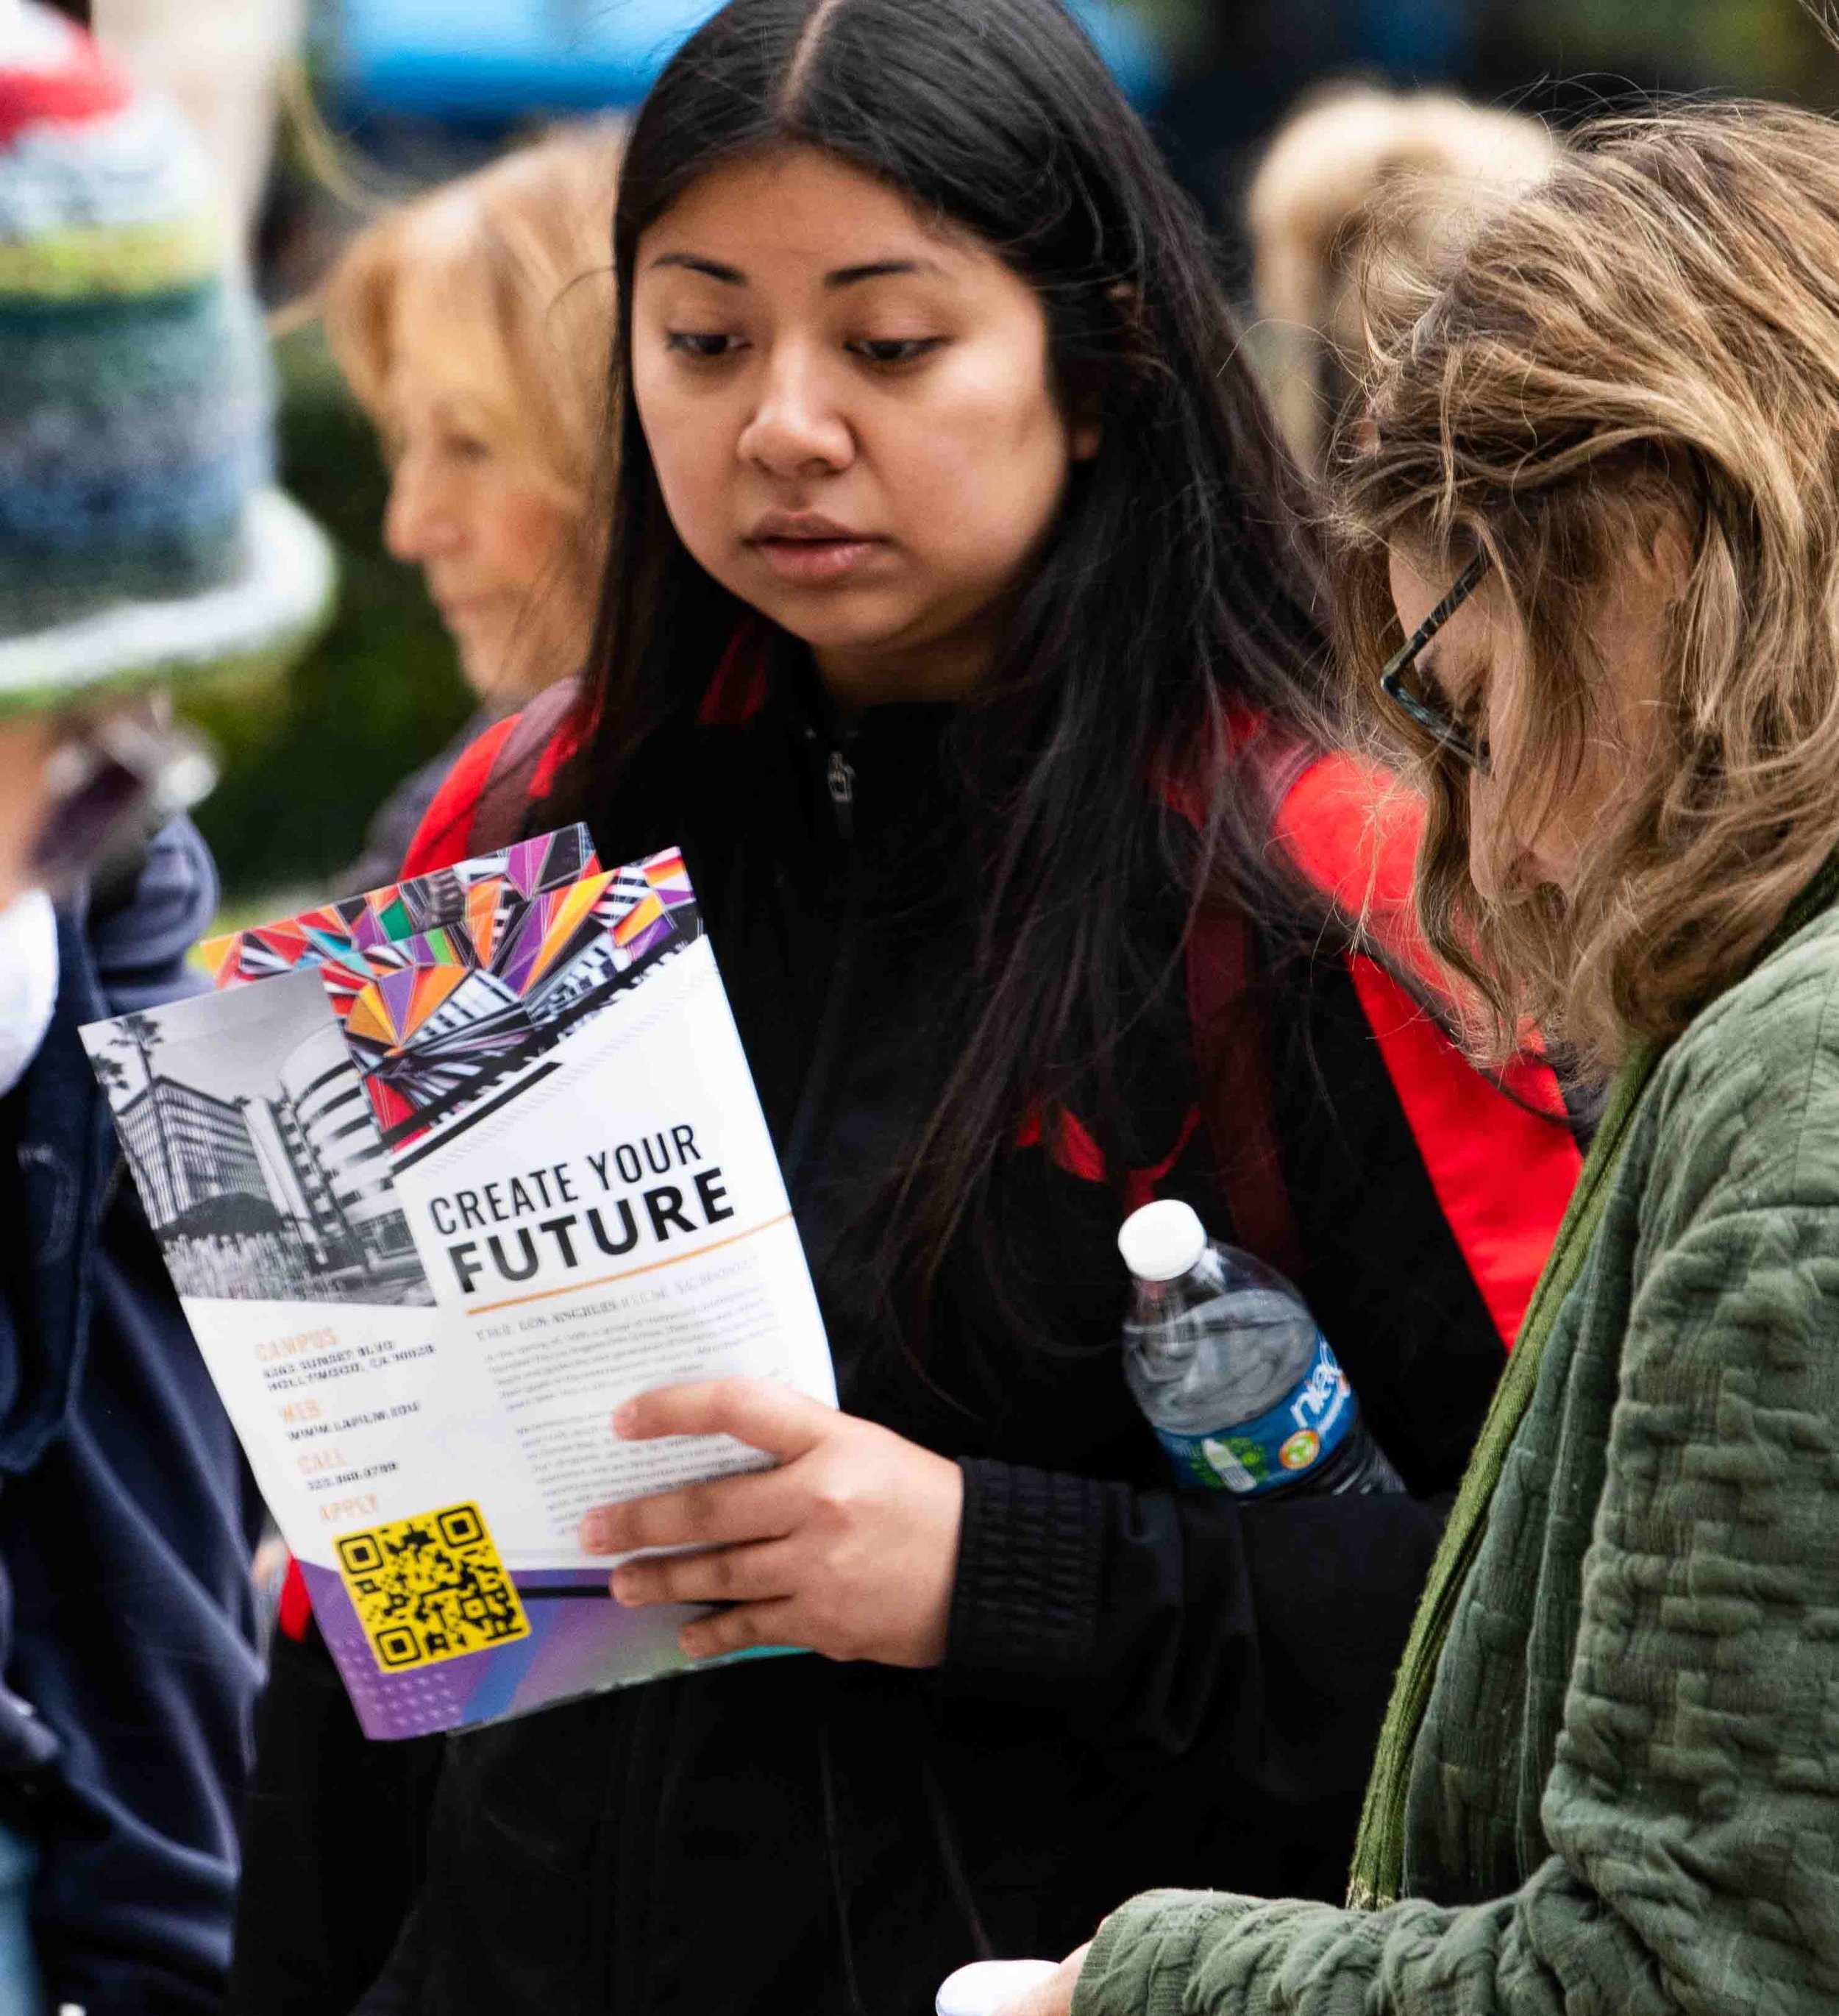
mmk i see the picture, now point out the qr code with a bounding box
[335,1502,530,1672]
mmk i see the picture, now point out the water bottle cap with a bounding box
[1117,1199,1208,1282]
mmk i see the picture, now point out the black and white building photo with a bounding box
[84,973,435,1308]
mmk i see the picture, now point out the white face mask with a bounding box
[0,892,58,1098]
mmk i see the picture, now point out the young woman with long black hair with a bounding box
[231,4,1579,2010]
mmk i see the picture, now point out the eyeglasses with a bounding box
[29,700,217,896]
[1379,552,1493,773]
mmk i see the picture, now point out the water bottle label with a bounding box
[1151,1332,1354,1495]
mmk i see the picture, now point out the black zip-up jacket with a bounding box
[232,664,1579,2016]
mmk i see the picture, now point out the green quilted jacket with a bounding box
[1075,889,1839,2016]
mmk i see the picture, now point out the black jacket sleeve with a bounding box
[937,945,1568,1853]
[946,1461,1449,1796]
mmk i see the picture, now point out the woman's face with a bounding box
[382,270,586,704]
[1386,535,1679,904]
[630,146,1096,711]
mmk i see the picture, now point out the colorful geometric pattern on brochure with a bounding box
[197,825,601,987]
[330,849,700,1154]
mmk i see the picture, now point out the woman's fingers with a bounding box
[997,1948,1089,2016]
[611,1538,797,1609]
[579,1463,794,1555]
[586,1391,962,1667]
[677,1597,800,1660]
[612,1377,837,1460]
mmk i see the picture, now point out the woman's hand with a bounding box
[999,1946,1089,2016]
[577,1379,964,1667]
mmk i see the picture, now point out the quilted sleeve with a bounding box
[1073,934,1839,2016]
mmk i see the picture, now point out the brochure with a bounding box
[82,830,835,1739]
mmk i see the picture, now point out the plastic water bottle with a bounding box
[1118,1199,1404,1497]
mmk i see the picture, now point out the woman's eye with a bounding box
[665,331,746,361]
[446,433,492,464]
[849,337,945,367]
[1422,655,1481,726]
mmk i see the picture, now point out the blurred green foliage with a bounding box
[1529,0,1839,92]
[1114,0,1839,99]
[185,322,474,904]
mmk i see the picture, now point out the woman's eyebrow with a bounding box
[646,253,947,288]
[824,258,945,288]
[650,252,746,283]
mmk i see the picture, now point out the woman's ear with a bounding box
[1067,380,1104,462]
[1639,511,1693,597]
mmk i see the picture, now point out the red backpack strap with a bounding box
[1157,718,1310,1279]
[462,679,583,857]
[1185,903,1306,1282]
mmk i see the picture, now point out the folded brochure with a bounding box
[82,828,835,1739]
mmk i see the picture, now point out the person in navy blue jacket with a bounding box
[0,823,266,2016]
[0,10,336,2004]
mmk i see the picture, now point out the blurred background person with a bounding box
[1245,83,1556,469]
[323,123,619,890]
[0,1,333,2007]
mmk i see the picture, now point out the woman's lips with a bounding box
[747,534,886,586]
[436,594,502,629]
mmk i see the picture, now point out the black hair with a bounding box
[555,0,1338,1364]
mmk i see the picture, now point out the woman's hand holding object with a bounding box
[577,1378,964,1667]
[992,1947,1089,2016]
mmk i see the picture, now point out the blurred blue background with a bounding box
[332,0,1169,118]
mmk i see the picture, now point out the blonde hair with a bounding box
[1248,85,1556,469]
[1338,101,1839,1070]
[325,121,621,562]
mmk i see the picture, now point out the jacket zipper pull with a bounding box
[827,748,856,840]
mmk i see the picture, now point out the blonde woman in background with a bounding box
[328,121,618,888]
[1246,85,1554,470]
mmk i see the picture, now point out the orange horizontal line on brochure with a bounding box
[466,1211,797,1316]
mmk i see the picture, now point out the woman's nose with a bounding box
[384,451,465,563]
[737,352,853,477]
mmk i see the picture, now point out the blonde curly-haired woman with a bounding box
[327,123,618,888]
[1015,98,1839,2016]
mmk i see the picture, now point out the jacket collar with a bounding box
[0,819,216,1474]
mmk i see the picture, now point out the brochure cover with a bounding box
[83,831,835,1739]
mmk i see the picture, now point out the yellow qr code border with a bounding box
[335,1500,530,1674]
